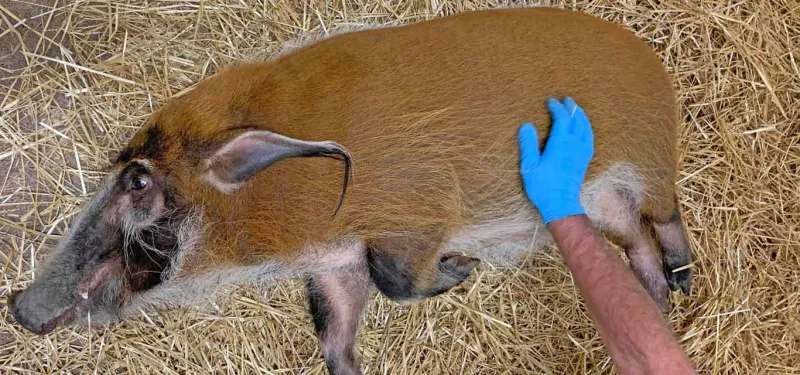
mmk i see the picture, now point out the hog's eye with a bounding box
[131,177,148,191]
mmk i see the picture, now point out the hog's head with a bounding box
[9,77,352,334]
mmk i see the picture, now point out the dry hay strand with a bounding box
[1,0,798,374]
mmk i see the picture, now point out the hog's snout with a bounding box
[9,282,78,335]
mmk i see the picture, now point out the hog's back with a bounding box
[188,7,678,256]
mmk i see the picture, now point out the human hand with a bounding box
[518,97,594,224]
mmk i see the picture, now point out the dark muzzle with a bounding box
[8,283,78,335]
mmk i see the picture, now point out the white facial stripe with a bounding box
[132,159,154,172]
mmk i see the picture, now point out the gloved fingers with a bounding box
[578,109,594,145]
[567,100,594,146]
[546,97,571,138]
[563,97,580,134]
[518,122,541,169]
[564,96,578,115]
[562,97,594,146]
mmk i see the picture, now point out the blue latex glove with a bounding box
[518,97,595,224]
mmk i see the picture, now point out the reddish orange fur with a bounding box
[119,8,679,278]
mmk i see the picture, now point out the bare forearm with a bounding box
[548,215,695,375]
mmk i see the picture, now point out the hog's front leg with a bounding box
[306,266,373,375]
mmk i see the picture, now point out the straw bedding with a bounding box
[1,0,798,373]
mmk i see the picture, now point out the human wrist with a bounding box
[536,197,585,224]
[545,214,593,246]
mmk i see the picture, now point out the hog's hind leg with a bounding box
[366,232,480,303]
[583,180,672,312]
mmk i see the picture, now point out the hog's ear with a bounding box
[202,130,353,214]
